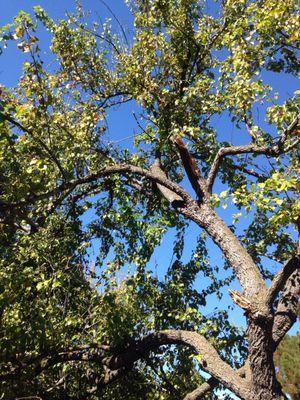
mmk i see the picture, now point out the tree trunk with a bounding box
[247,318,286,400]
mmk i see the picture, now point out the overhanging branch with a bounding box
[183,377,218,400]
[102,330,250,399]
[2,163,192,211]
[183,360,251,400]
[1,330,250,399]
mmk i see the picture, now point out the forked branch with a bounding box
[206,117,300,192]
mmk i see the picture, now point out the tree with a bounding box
[274,333,300,400]
[0,0,299,399]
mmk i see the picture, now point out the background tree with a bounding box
[0,0,299,399]
[274,333,300,400]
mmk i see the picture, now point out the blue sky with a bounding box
[0,0,298,360]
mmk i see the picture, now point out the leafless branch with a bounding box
[150,157,184,204]
[183,361,250,400]
[171,136,207,200]
[278,115,299,149]
[206,134,300,192]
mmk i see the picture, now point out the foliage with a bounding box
[274,333,300,400]
[0,0,299,399]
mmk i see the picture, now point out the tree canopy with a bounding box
[0,1,299,399]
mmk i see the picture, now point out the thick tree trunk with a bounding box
[247,318,285,400]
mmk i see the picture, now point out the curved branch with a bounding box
[150,158,184,204]
[206,144,270,192]
[102,330,250,399]
[3,163,192,211]
[266,255,300,307]
[272,268,300,347]
[206,119,300,192]
[1,330,252,399]
[181,203,266,297]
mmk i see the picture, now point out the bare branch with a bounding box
[46,373,69,392]
[206,124,300,192]
[182,360,251,400]
[206,143,271,192]
[232,164,267,179]
[229,290,252,311]
[150,157,184,204]
[278,115,299,148]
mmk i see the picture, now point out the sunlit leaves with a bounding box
[0,0,298,398]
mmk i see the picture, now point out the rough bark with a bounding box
[183,377,217,400]
[246,317,284,400]
[272,268,300,347]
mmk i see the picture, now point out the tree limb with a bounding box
[266,255,300,307]
[182,377,218,400]
[171,136,207,200]
[150,157,184,204]
[182,360,251,400]
[278,115,299,149]
[206,128,300,192]
[1,330,250,399]
[2,163,192,211]
[181,203,266,297]
[102,330,250,399]
[272,269,300,347]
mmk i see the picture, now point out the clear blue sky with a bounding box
[0,0,298,342]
